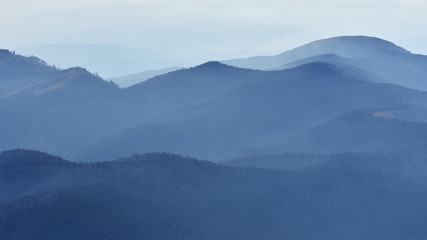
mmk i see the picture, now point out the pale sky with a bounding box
[2,0,427,74]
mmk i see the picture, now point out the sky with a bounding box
[2,0,427,76]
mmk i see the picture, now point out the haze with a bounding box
[2,0,427,77]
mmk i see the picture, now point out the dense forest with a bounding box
[1,149,427,240]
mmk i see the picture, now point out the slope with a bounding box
[77,62,427,162]
[1,149,427,240]
[256,109,427,157]
[0,49,59,95]
[109,66,183,88]
[0,57,123,158]
[223,36,427,90]
[224,36,409,69]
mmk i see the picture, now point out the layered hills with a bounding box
[224,36,427,91]
[2,36,427,239]
[2,37,427,161]
[1,149,427,240]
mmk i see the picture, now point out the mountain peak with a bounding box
[0,49,12,55]
[0,49,50,68]
[310,35,410,54]
[279,35,411,62]
[56,67,119,90]
[67,66,90,73]
[0,149,71,167]
[192,61,237,71]
[223,35,412,70]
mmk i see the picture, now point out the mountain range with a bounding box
[224,36,427,91]
[2,36,427,162]
[2,35,427,239]
[1,149,427,240]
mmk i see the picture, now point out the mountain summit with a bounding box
[223,36,427,90]
[223,36,409,69]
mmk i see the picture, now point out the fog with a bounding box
[2,0,427,76]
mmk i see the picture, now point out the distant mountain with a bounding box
[224,36,408,69]
[1,149,427,240]
[109,67,183,88]
[15,44,185,78]
[0,49,59,95]
[0,57,268,159]
[271,54,376,81]
[3,42,427,162]
[77,62,427,161]
[223,152,427,184]
[122,61,265,115]
[4,36,427,240]
[253,110,427,157]
[0,51,124,158]
[223,36,427,90]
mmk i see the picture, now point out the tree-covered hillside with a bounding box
[1,149,427,240]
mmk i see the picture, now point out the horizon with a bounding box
[3,0,427,77]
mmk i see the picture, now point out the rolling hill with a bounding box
[247,109,427,157]
[3,36,427,163]
[77,62,427,161]
[223,36,427,91]
[1,149,427,240]
[109,66,183,88]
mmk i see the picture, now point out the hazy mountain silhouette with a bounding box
[223,36,427,90]
[3,37,427,162]
[77,62,427,161]
[3,36,427,240]
[1,149,427,240]
[224,36,408,69]
[109,66,183,88]
[0,49,59,95]
[0,52,124,158]
[271,53,377,81]
[254,110,427,157]
[223,152,427,184]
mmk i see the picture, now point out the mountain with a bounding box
[271,53,377,81]
[3,37,427,162]
[253,110,427,157]
[109,67,183,88]
[77,62,427,162]
[223,36,427,91]
[1,149,427,240]
[3,36,427,240]
[0,49,59,95]
[0,57,267,159]
[224,36,409,69]
[0,52,124,158]
[223,152,427,184]
[0,149,74,202]
[121,61,265,118]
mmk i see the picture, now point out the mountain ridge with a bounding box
[223,36,410,69]
[2,149,427,240]
[223,35,427,90]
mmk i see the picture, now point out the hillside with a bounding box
[1,149,427,240]
[2,36,427,163]
[223,36,427,90]
[0,52,122,158]
[109,66,183,88]
[253,110,427,157]
[223,36,408,69]
[0,49,59,95]
[77,62,427,161]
